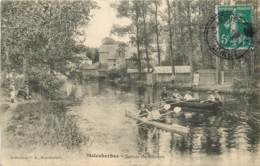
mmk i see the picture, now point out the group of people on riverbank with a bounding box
[3,70,31,103]
[9,81,31,103]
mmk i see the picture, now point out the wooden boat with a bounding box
[169,100,223,110]
[159,99,223,110]
[125,112,190,136]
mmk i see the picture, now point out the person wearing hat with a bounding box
[206,91,215,102]
[184,91,194,101]
[160,86,168,101]
[138,104,150,118]
[214,90,222,102]
[171,73,175,85]
[172,89,183,100]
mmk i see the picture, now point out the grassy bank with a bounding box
[5,101,87,149]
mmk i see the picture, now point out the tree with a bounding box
[166,0,174,73]
[152,0,162,65]
[141,0,150,72]
[111,0,143,74]
[111,0,149,73]
[101,37,117,45]
[186,0,194,80]
[1,0,98,77]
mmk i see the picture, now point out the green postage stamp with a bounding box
[217,5,253,49]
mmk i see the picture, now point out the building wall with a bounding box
[155,74,171,83]
[100,54,125,70]
[99,52,109,65]
[224,70,244,84]
[153,73,190,84]
[175,74,191,83]
[197,69,216,85]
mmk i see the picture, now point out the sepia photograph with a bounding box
[0,0,260,165]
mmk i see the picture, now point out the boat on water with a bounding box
[171,100,223,110]
[159,98,223,111]
[125,112,190,136]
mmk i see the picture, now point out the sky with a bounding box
[84,0,130,48]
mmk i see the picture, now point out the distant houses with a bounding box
[150,66,191,84]
[153,66,172,83]
[79,63,99,79]
[99,37,126,70]
[76,36,249,88]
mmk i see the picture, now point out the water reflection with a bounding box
[77,80,260,159]
[97,81,260,157]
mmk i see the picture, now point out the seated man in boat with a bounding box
[206,91,216,102]
[214,90,222,102]
[160,86,168,101]
[138,104,150,118]
[172,89,183,101]
[183,91,194,101]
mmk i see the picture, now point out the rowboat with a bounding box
[171,100,223,110]
[125,112,190,136]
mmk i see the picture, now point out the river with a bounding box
[2,80,260,166]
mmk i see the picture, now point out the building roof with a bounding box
[153,66,191,74]
[174,65,191,74]
[99,44,118,53]
[154,66,172,74]
[127,68,139,74]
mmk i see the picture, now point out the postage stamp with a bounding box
[204,5,255,59]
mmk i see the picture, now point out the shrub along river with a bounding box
[2,80,260,166]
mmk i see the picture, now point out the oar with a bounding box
[146,98,177,106]
[137,110,175,126]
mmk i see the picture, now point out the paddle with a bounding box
[136,110,175,126]
[145,98,177,106]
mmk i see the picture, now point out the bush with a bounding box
[29,71,65,100]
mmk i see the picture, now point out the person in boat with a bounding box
[139,104,150,118]
[214,90,222,102]
[206,91,216,102]
[183,91,194,101]
[171,73,175,85]
[10,83,16,103]
[160,86,168,101]
[172,89,183,101]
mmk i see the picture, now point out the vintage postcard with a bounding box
[0,0,259,166]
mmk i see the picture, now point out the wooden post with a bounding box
[216,57,220,84]
[23,50,27,83]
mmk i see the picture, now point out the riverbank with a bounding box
[105,78,256,95]
[167,83,251,95]
[1,79,260,166]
